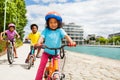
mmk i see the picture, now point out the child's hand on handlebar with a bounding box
[34,43,43,47]
[68,42,76,47]
[17,35,20,39]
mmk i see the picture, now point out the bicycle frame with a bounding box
[44,56,59,80]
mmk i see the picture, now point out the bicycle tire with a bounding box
[52,73,65,80]
[60,73,65,80]
[28,56,34,69]
[7,48,14,64]
[60,48,65,59]
[44,70,48,79]
[44,70,53,80]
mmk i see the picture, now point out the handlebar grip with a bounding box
[68,43,76,47]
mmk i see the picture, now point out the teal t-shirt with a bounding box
[41,28,67,55]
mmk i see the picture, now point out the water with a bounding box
[65,46,120,60]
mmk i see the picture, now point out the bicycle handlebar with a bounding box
[41,45,68,50]
[34,44,68,50]
[35,45,68,59]
[35,44,76,59]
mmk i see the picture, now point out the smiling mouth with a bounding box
[49,27,57,30]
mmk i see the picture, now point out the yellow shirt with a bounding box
[28,32,40,45]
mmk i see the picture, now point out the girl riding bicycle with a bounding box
[35,11,76,80]
[0,23,20,58]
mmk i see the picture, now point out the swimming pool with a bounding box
[65,46,120,60]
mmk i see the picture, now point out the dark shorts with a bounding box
[7,39,15,45]
[29,46,37,55]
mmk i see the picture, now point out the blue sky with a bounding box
[24,0,120,38]
[25,0,88,5]
[25,0,73,6]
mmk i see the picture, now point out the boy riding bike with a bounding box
[0,23,20,58]
[35,11,76,80]
[25,24,41,63]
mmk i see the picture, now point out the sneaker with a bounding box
[14,56,18,58]
[36,55,41,58]
[25,59,28,63]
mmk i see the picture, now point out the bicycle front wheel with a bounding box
[28,56,34,69]
[7,48,14,64]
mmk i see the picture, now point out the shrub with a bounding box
[0,40,6,53]
[0,46,2,52]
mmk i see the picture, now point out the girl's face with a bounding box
[49,18,58,30]
[9,27,15,32]
[31,26,38,34]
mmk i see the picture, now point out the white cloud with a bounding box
[25,0,120,38]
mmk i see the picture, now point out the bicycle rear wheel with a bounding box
[7,48,14,64]
[28,56,34,69]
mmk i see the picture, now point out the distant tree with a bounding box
[96,37,108,45]
[0,0,27,40]
[109,36,120,45]
[0,0,4,31]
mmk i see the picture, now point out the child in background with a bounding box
[0,23,20,58]
[35,11,76,80]
[25,24,41,63]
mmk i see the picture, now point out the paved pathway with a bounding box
[0,44,41,80]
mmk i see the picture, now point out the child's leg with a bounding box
[13,42,18,58]
[25,53,30,63]
[36,48,41,58]
[35,52,49,80]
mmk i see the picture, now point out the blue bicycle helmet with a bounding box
[45,11,62,22]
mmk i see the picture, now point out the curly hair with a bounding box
[46,18,62,29]
[30,24,38,30]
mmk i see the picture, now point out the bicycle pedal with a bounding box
[32,62,34,65]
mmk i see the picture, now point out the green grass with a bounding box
[16,39,23,47]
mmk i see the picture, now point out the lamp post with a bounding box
[3,0,7,32]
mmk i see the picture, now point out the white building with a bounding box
[62,23,84,45]
[87,34,96,45]
[108,32,120,38]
